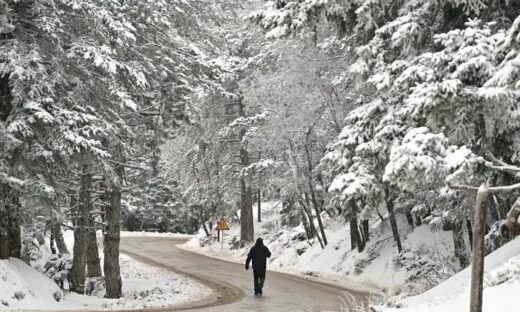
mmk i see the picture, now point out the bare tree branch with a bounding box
[448,182,520,193]
[108,160,147,171]
[489,182,520,193]
[447,183,480,191]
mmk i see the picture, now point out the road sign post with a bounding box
[215,217,230,249]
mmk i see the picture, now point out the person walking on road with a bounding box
[245,238,271,296]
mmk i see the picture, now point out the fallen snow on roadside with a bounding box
[0,231,209,311]
[105,253,209,310]
[378,237,520,312]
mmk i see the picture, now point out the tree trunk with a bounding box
[348,206,365,252]
[87,229,102,278]
[202,221,210,237]
[69,170,92,294]
[50,227,57,255]
[257,189,261,223]
[70,194,78,227]
[0,183,21,260]
[51,220,68,254]
[362,219,370,242]
[453,217,470,268]
[310,188,327,246]
[240,180,254,246]
[300,196,324,249]
[238,95,254,246]
[386,193,403,253]
[0,186,7,260]
[300,205,314,239]
[304,136,327,246]
[0,61,16,260]
[406,210,414,228]
[104,159,124,299]
[7,193,21,259]
[349,215,358,251]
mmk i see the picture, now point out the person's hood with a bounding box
[255,238,264,246]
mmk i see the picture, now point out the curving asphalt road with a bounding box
[119,237,369,312]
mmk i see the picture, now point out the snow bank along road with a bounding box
[120,237,369,312]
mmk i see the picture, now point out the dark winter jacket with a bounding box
[245,238,271,272]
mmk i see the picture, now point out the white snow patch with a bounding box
[0,231,208,311]
[0,258,63,310]
[381,237,520,312]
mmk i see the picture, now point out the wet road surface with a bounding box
[119,237,368,312]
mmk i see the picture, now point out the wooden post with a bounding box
[470,184,489,312]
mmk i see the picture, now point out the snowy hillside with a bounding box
[0,258,64,310]
[182,201,458,296]
[379,237,520,312]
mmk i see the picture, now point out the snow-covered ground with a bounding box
[0,230,209,311]
[378,237,520,312]
[180,200,520,311]
[180,201,457,297]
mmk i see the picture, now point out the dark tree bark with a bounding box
[281,198,299,227]
[202,221,210,237]
[70,194,78,227]
[0,183,21,259]
[406,210,414,228]
[0,65,16,260]
[466,218,474,250]
[239,95,254,246]
[257,189,261,223]
[300,204,314,239]
[87,229,102,278]
[240,180,254,246]
[416,215,422,226]
[0,236,8,260]
[347,203,365,252]
[300,196,324,249]
[310,187,328,246]
[7,193,21,259]
[362,219,370,242]
[86,181,101,277]
[0,184,9,260]
[51,218,68,254]
[69,170,92,294]
[50,228,57,255]
[103,158,124,298]
[304,135,328,246]
[385,188,402,253]
[453,218,470,267]
[349,216,358,251]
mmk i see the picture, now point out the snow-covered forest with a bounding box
[2,0,520,311]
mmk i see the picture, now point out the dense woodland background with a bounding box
[2,0,520,301]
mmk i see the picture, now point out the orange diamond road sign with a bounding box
[215,217,230,231]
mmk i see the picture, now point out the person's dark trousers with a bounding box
[253,269,266,294]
